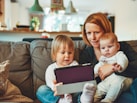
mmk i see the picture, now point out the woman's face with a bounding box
[85,23,104,48]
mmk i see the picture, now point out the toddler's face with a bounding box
[56,44,74,67]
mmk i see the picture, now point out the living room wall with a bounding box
[4,0,137,41]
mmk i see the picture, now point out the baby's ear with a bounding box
[117,43,120,50]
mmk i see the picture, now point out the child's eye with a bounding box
[61,51,65,54]
[101,47,105,50]
[108,45,113,48]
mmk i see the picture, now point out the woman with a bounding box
[79,12,137,103]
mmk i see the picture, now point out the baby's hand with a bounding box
[53,80,63,96]
[112,63,122,72]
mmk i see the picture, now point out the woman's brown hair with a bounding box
[82,12,112,46]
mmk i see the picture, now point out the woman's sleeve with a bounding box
[116,42,137,78]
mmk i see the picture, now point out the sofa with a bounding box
[0,37,137,102]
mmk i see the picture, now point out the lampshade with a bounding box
[29,0,44,14]
[65,0,77,14]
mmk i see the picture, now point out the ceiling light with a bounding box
[29,0,44,14]
[65,0,77,15]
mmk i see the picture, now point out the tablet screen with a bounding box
[54,64,94,84]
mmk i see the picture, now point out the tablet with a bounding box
[54,63,95,95]
[54,63,94,84]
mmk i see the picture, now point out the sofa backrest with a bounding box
[1,38,137,100]
[126,40,137,52]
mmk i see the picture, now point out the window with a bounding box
[42,8,88,32]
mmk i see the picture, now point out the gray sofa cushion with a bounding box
[30,40,53,94]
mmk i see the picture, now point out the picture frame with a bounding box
[51,0,65,12]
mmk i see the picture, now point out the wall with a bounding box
[4,0,137,41]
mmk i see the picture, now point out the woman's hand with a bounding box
[53,80,63,96]
[98,63,114,80]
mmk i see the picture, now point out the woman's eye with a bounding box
[94,32,99,34]
[86,32,91,35]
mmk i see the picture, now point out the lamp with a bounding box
[29,0,44,14]
[65,0,77,14]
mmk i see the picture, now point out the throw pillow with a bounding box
[0,60,33,102]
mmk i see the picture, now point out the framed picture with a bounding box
[51,0,65,12]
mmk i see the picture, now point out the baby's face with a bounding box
[100,39,119,58]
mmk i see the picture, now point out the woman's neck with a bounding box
[93,47,101,60]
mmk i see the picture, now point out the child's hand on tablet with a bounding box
[53,80,63,96]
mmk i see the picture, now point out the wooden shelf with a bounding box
[0,30,82,36]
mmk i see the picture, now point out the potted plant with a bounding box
[30,17,40,31]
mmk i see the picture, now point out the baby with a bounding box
[94,33,132,103]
